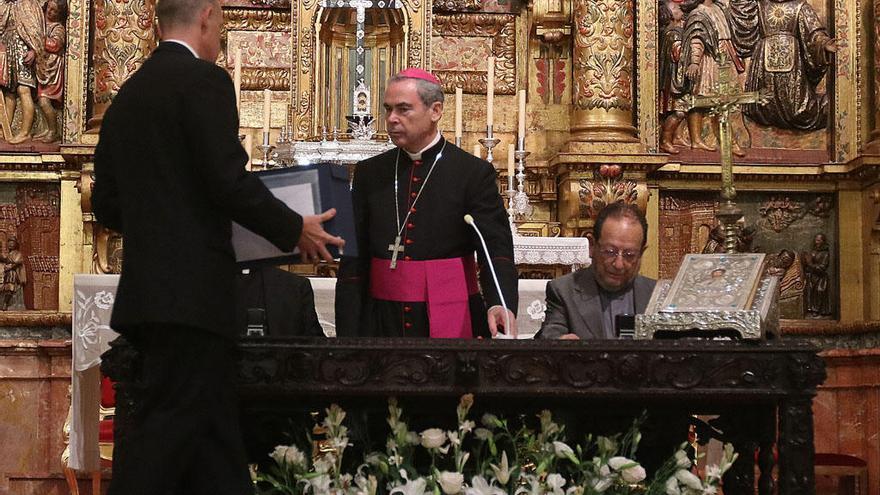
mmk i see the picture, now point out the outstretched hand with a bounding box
[298,208,345,264]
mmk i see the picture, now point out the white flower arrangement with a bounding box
[253,396,737,495]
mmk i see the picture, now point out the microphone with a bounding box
[464,214,512,335]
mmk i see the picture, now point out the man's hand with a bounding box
[298,208,345,264]
[23,50,35,65]
[487,306,516,337]
[559,333,580,340]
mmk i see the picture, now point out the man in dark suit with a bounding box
[538,203,656,339]
[92,0,343,493]
[235,266,325,337]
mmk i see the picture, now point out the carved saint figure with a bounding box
[0,239,26,310]
[658,0,688,154]
[680,0,746,155]
[728,0,837,130]
[35,0,66,143]
[0,0,45,144]
[802,232,832,317]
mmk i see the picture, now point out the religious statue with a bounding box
[35,0,66,143]
[680,0,747,155]
[0,239,26,310]
[727,0,837,130]
[802,232,832,317]
[0,0,45,144]
[658,0,688,154]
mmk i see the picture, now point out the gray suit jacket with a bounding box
[537,267,656,339]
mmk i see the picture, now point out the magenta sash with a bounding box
[369,257,479,339]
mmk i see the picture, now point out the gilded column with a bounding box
[867,0,880,152]
[87,0,157,131]
[569,0,637,143]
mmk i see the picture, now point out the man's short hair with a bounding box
[389,74,445,107]
[593,202,648,248]
[156,0,214,31]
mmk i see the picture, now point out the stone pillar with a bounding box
[568,0,637,144]
[87,0,157,131]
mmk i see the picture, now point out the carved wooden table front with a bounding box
[236,338,825,495]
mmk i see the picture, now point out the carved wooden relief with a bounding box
[432,14,516,95]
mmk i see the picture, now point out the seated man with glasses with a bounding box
[537,202,656,339]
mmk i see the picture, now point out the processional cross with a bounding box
[683,56,769,253]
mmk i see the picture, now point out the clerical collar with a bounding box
[163,39,199,58]
[404,132,443,161]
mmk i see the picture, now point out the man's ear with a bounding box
[430,101,443,123]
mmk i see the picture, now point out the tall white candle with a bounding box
[517,89,526,145]
[262,89,271,134]
[507,143,515,190]
[486,57,495,127]
[233,46,242,111]
[455,87,463,138]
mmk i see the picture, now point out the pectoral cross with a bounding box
[388,236,404,269]
[683,53,769,253]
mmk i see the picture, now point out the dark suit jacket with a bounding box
[537,267,656,339]
[93,42,302,338]
[235,267,324,337]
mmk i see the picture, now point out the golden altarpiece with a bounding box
[0,0,879,490]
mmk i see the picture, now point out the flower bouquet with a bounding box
[253,395,738,495]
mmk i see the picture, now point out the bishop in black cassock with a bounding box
[336,68,518,338]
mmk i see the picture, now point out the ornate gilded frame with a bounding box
[431,13,516,95]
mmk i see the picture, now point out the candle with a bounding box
[262,89,271,134]
[507,143,515,190]
[473,143,482,158]
[233,46,242,111]
[455,87,463,138]
[517,89,526,145]
[243,133,253,171]
[486,57,495,127]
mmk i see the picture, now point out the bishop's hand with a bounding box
[298,208,345,264]
[487,306,517,337]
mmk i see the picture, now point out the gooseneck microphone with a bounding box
[464,214,511,335]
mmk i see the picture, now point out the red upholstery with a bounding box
[99,419,114,443]
[101,376,115,408]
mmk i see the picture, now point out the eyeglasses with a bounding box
[597,247,641,263]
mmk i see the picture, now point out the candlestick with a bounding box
[486,57,495,127]
[455,87,463,139]
[262,89,271,134]
[233,46,242,111]
[478,124,500,163]
[517,89,526,142]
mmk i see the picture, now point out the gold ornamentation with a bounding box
[572,0,634,111]
[432,14,516,95]
[577,166,640,220]
[301,27,313,74]
[90,0,157,127]
[408,28,422,68]
[296,90,311,139]
[432,0,481,11]
[236,68,290,91]
[223,9,292,31]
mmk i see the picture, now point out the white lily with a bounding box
[552,441,575,459]
[390,471,429,495]
[438,471,465,494]
[665,476,682,495]
[465,475,506,495]
[489,451,510,485]
[546,473,566,495]
[675,469,704,490]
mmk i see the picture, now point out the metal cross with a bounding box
[388,235,404,269]
[683,53,769,253]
